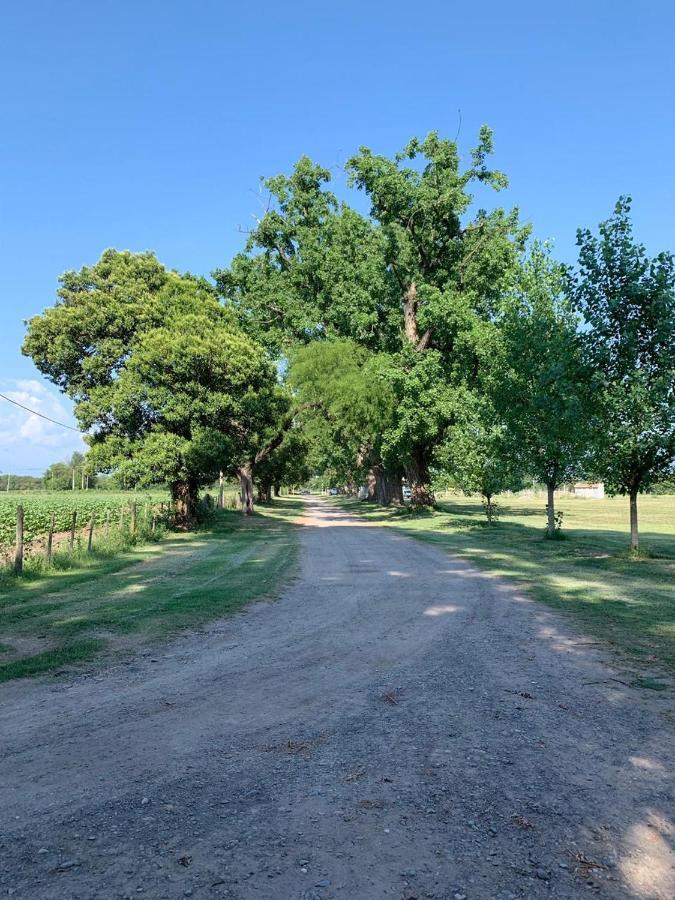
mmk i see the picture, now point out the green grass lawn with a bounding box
[334,493,675,676]
[0,499,301,683]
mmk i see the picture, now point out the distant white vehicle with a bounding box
[402,486,412,500]
[328,488,338,495]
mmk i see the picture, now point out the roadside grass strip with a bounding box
[0,500,301,683]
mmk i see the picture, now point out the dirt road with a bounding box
[1,498,673,899]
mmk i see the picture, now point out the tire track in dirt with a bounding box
[0,498,673,899]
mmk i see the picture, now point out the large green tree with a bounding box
[219,130,526,506]
[288,338,401,504]
[103,310,280,516]
[43,461,73,491]
[253,426,312,502]
[216,158,397,355]
[346,129,527,504]
[571,198,675,551]
[23,249,279,520]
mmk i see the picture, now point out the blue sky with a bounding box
[1,0,674,472]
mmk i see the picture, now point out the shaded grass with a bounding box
[0,499,302,682]
[0,640,105,683]
[334,493,675,674]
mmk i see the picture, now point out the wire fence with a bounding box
[2,500,172,575]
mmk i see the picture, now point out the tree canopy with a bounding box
[21,135,674,551]
[571,198,675,549]
[23,250,280,518]
[492,244,595,536]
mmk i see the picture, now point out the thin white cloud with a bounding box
[0,379,86,473]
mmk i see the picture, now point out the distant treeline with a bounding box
[2,452,162,492]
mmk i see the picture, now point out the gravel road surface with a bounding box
[1,498,673,899]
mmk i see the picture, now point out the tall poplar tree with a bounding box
[571,198,675,551]
[493,244,594,538]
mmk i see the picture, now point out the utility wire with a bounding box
[0,391,85,433]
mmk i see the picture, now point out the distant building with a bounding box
[572,481,605,498]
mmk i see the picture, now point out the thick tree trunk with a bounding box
[238,465,255,515]
[366,467,378,502]
[385,470,404,505]
[273,483,281,497]
[378,468,404,505]
[172,478,198,528]
[403,282,420,345]
[546,482,556,538]
[375,467,389,505]
[405,451,435,507]
[629,489,639,552]
[484,493,494,524]
[366,465,404,506]
[403,281,431,350]
[257,479,273,504]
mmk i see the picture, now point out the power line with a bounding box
[0,391,85,433]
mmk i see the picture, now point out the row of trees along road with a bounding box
[23,130,674,549]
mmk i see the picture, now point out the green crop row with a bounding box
[0,491,169,549]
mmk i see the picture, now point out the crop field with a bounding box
[0,490,169,550]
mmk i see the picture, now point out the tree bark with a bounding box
[405,452,435,507]
[403,282,420,345]
[366,467,378,502]
[365,465,403,506]
[257,479,272,504]
[238,465,255,515]
[172,479,198,527]
[403,281,432,350]
[385,470,404,505]
[375,467,389,505]
[546,482,556,538]
[629,488,639,552]
[484,493,494,524]
[273,483,281,497]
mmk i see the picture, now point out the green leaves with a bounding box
[24,251,281,497]
[437,394,523,501]
[493,242,594,489]
[0,492,164,550]
[571,198,675,497]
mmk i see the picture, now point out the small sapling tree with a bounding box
[438,397,523,524]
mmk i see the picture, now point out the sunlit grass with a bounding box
[0,499,302,682]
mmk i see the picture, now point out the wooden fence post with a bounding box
[218,471,224,509]
[105,509,111,538]
[14,505,24,575]
[46,512,55,566]
[119,506,125,530]
[69,510,77,552]
[131,503,137,534]
[87,513,95,552]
